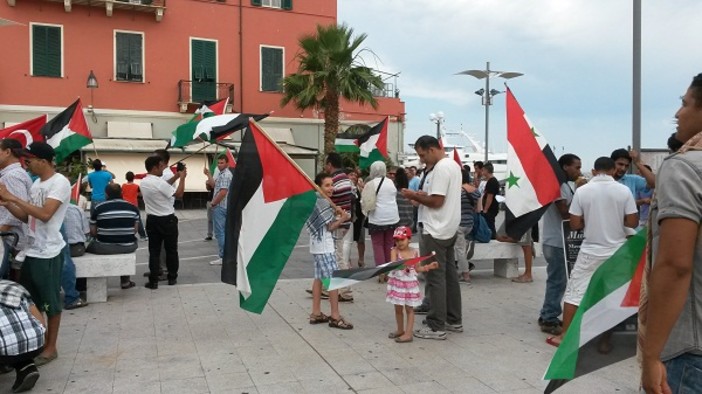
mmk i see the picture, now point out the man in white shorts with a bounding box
[546,156,638,347]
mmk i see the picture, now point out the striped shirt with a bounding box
[90,199,139,245]
[460,187,481,231]
[331,170,353,228]
[64,204,88,244]
[0,163,33,250]
[0,280,45,356]
[214,168,233,208]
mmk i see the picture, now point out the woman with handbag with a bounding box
[361,162,400,281]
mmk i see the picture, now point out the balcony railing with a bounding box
[371,69,401,99]
[8,0,168,22]
[177,80,234,113]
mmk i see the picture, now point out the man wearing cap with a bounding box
[0,142,71,366]
[0,139,33,280]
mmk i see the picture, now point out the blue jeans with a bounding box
[539,245,567,323]
[212,205,226,258]
[665,353,702,393]
[60,227,80,306]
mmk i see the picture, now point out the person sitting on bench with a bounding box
[86,184,140,289]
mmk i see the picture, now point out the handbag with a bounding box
[472,213,492,243]
[360,177,385,216]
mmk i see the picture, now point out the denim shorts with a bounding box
[665,353,702,393]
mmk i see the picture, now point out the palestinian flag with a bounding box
[169,113,268,148]
[356,117,389,169]
[222,121,317,314]
[41,99,93,164]
[193,98,228,121]
[503,88,563,240]
[209,148,237,175]
[544,229,646,393]
[70,173,82,205]
[322,254,435,291]
[0,115,47,148]
[334,137,360,153]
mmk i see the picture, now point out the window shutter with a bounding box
[282,0,292,10]
[261,47,282,92]
[130,34,143,81]
[251,0,262,6]
[45,27,61,77]
[32,25,47,76]
[32,25,61,77]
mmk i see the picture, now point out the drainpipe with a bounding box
[238,0,244,113]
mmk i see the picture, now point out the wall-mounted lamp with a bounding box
[86,70,98,122]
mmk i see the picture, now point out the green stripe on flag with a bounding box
[239,190,317,313]
[544,229,646,380]
[55,134,92,164]
[359,149,385,170]
[335,144,360,153]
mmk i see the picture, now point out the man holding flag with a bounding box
[205,155,233,266]
[641,73,702,393]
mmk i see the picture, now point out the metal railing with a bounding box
[177,80,234,107]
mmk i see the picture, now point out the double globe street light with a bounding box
[457,62,523,162]
[429,111,444,140]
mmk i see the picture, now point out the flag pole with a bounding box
[250,120,340,210]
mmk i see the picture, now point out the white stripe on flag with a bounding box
[237,183,286,299]
[579,282,637,345]
[359,134,380,158]
[505,142,543,217]
[523,114,550,151]
[194,114,241,140]
[326,277,359,291]
[335,138,356,146]
[46,124,75,148]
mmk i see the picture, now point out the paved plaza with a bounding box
[0,210,640,393]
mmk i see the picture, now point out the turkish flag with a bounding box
[0,115,47,148]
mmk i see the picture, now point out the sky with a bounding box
[338,0,702,169]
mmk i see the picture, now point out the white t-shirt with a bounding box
[26,173,71,258]
[140,174,176,216]
[420,158,462,240]
[366,177,400,226]
[569,175,638,257]
[162,167,175,183]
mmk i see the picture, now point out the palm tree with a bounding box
[281,24,385,155]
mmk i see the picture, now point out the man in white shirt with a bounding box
[547,157,638,347]
[401,136,462,340]
[0,142,71,366]
[140,155,186,289]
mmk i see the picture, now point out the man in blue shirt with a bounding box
[84,159,113,214]
[610,148,655,197]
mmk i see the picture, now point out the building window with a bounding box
[260,46,283,92]
[251,0,292,10]
[115,31,144,82]
[191,38,218,103]
[31,24,62,78]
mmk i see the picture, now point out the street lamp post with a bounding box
[429,111,444,141]
[457,62,523,162]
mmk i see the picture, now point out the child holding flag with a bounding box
[305,173,354,330]
[387,226,438,343]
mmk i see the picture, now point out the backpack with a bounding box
[472,213,492,243]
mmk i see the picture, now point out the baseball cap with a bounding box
[23,142,55,161]
[393,226,412,240]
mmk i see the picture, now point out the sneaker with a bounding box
[445,323,464,333]
[209,260,222,266]
[12,363,39,393]
[413,326,447,340]
[140,236,148,241]
[204,236,213,241]
[64,298,88,310]
[168,278,177,286]
[538,318,563,335]
[414,305,430,315]
[145,282,158,290]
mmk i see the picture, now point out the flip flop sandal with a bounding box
[35,352,58,367]
[388,331,404,339]
[309,313,330,325]
[395,336,413,343]
[329,317,354,330]
[512,276,533,283]
[546,336,560,347]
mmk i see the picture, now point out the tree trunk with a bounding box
[323,90,340,156]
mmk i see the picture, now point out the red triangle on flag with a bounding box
[453,147,462,167]
[70,173,82,205]
[0,115,47,148]
[249,121,314,203]
[621,244,647,307]
[226,148,236,168]
[70,100,93,140]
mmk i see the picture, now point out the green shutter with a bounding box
[251,0,262,6]
[261,47,282,92]
[192,39,217,103]
[32,25,61,77]
[116,33,143,82]
[282,0,292,10]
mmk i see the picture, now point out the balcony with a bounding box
[7,0,167,22]
[177,80,234,113]
[372,69,400,99]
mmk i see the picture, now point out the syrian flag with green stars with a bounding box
[503,88,564,240]
[356,117,389,169]
[322,253,435,291]
[544,229,646,393]
[40,99,93,164]
[221,120,317,314]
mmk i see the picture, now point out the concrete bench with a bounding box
[73,252,136,303]
[410,240,541,278]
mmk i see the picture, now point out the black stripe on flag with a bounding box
[355,117,387,145]
[331,254,434,283]
[40,99,79,140]
[210,113,269,141]
[221,125,263,285]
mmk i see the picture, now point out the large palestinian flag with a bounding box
[222,120,317,314]
[544,229,646,393]
[356,117,389,169]
[0,115,47,148]
[169,112,268,148]
[503,88,563,240]
[40,99,93,164]
[323,253,435,291]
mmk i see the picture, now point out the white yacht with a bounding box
[400,130,508,181]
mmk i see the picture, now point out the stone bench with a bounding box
[410,240,541,278]
[73,252,136,303]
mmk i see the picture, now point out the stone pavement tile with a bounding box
[358,387,404,394]
[156,336,198,357]
[246,367,298,386]
[288,361,339,382]
[256,381,307,394]
[158,353,205,380]
[342,370,398,391]
[62,370,114,394]
[377,367,433,386]
[113,379,161,394]
[199,351,248,375]
[436,376,496,393]
[113,357,159,383]
[194,338,239,355]
[116,335,158,359]
[205,372,255,392]
[325,354,377,376]
[297,376,350,393]
[398,380,452,393]
[160,376,210,394]
[71,353,119,375]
